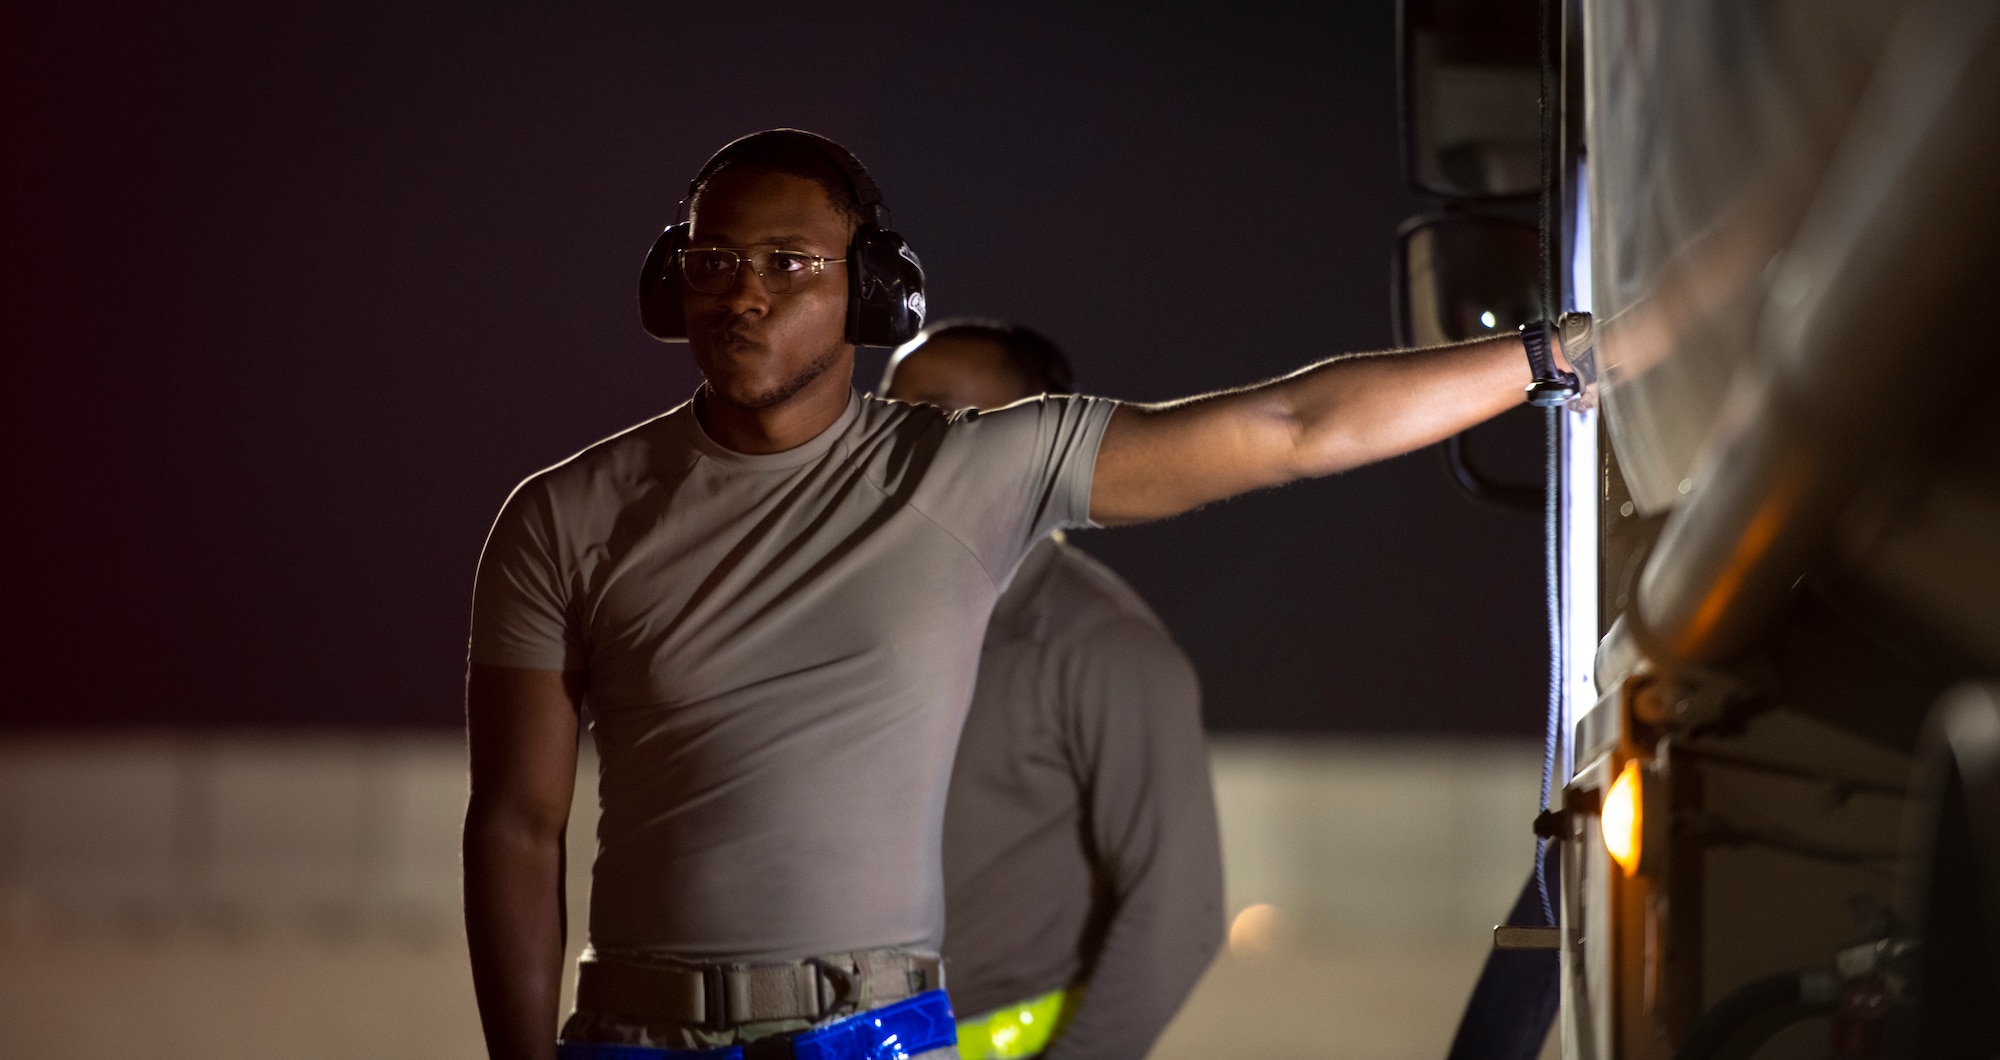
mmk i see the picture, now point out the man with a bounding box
[465,129,1579,1060]
[882,320,1225,1060]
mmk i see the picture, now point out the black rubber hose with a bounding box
[1674,970,1836,1060]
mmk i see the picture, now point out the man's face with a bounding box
[683,169,854,409]
[881,334,1034,412]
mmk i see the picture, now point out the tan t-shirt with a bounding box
[469,390,1116,963]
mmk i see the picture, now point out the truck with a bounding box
[1392,0,2000,1055]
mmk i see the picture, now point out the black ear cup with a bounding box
[846,225,927,347]
[638,222,691,340]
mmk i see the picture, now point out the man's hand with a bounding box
[1557,311,1599,410]
[465,665,583,1060]
[1088,330,1545,525]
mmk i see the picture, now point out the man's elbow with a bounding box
[1261,387,1353,485]
[463,795,570,859]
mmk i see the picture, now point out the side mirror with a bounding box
[1394,212,1544,511]
[1399,0,1543,199]
[1393,213,1541,347]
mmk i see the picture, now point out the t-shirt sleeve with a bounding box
[467,476,584,672]
[917,394,1118,582]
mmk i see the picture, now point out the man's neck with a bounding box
[695,372,854,455]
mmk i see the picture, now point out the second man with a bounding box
[883,321,1224,1060]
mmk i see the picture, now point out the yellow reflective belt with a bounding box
[955,988,1071,1060]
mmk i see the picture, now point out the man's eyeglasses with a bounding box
[675,247,848,294]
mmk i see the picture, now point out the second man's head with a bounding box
[881,320,1074,413]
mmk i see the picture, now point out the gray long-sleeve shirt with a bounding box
[941,536,1224,1059]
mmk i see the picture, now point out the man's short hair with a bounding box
[691,137,865,231]
[918,318,1076,395]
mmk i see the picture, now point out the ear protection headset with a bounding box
[638,129,927,348]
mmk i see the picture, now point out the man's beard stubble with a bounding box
[730,342,843,410]
[694,328,848,411]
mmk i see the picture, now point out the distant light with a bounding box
[1480,310,1498,329]
[1228,903,1287,957]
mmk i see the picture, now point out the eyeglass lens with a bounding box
[678,249,821,294]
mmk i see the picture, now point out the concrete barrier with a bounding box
[0,732,1547,1058]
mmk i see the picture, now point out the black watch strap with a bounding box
[1520,319,1579,407]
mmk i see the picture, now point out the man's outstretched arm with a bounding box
[1089,331,1557,525]
[465,664,582,1060]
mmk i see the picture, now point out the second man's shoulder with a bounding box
[1037,539,1175,644]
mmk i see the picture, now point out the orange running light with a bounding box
[1602,759,1644,877]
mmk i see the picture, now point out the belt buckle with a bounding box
[808,955,860,1016]
[703,964,731,1032]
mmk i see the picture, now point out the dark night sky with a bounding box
[5,3,1549,735]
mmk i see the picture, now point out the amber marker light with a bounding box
[1602,759,1645,877]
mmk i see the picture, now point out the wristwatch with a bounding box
[1520,319,1581,407]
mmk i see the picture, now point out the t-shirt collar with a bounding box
[683,388,861,470]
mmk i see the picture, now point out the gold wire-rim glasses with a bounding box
[675,246,849,294]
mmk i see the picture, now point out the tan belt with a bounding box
[574,948,944,1030]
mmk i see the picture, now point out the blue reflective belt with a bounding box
[558,989,957,1060]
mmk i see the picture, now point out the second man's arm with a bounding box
[1042,618,1225,1060]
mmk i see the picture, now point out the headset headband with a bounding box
[680,129,890,228]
